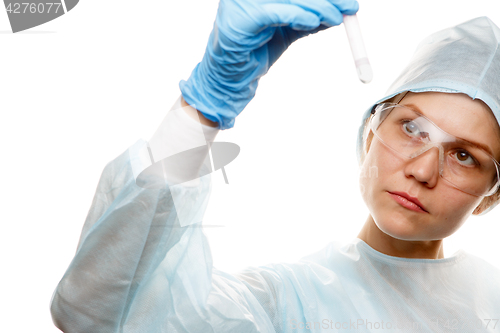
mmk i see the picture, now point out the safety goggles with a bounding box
[369,103,500,197]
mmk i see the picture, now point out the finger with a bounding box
[327,0,359,15]
[287,0,344,27]
[258,3,321,31]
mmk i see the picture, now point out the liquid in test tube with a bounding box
[343,14,373,84]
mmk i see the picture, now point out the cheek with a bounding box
[426,192,477,237]
[435,190,482,219]
[359,141,401,198]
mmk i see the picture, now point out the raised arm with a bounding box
[51,1,359,331]
[50,97,219,332]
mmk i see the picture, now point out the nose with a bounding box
[404,146,440,188]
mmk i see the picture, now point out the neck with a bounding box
[357,215,445,259]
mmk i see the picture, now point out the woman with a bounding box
[50,0,500,331]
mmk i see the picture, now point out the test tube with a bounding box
[343,14,373,84]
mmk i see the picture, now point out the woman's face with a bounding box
[360,92,500,241]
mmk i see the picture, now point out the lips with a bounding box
[388,191,428,213]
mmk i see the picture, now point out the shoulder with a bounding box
[460,252,500,300]
[232,241,346,290]
[462,252,500,279]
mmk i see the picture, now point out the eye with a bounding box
[452,150,478,166]
[402,120,426,138]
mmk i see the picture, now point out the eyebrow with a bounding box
[400,102,496,157]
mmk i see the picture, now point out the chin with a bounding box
[373,213,440,241]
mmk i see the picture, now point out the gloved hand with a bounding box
[179,0,359,129]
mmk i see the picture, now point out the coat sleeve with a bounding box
[49,98,290,333]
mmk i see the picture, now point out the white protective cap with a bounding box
[357,17,500,164]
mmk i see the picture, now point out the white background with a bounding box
[1,0,500,331]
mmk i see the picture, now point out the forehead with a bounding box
[398,92,500,160]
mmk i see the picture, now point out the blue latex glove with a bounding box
[179,0,359,129]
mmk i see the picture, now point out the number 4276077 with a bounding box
[6,3,62,14]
